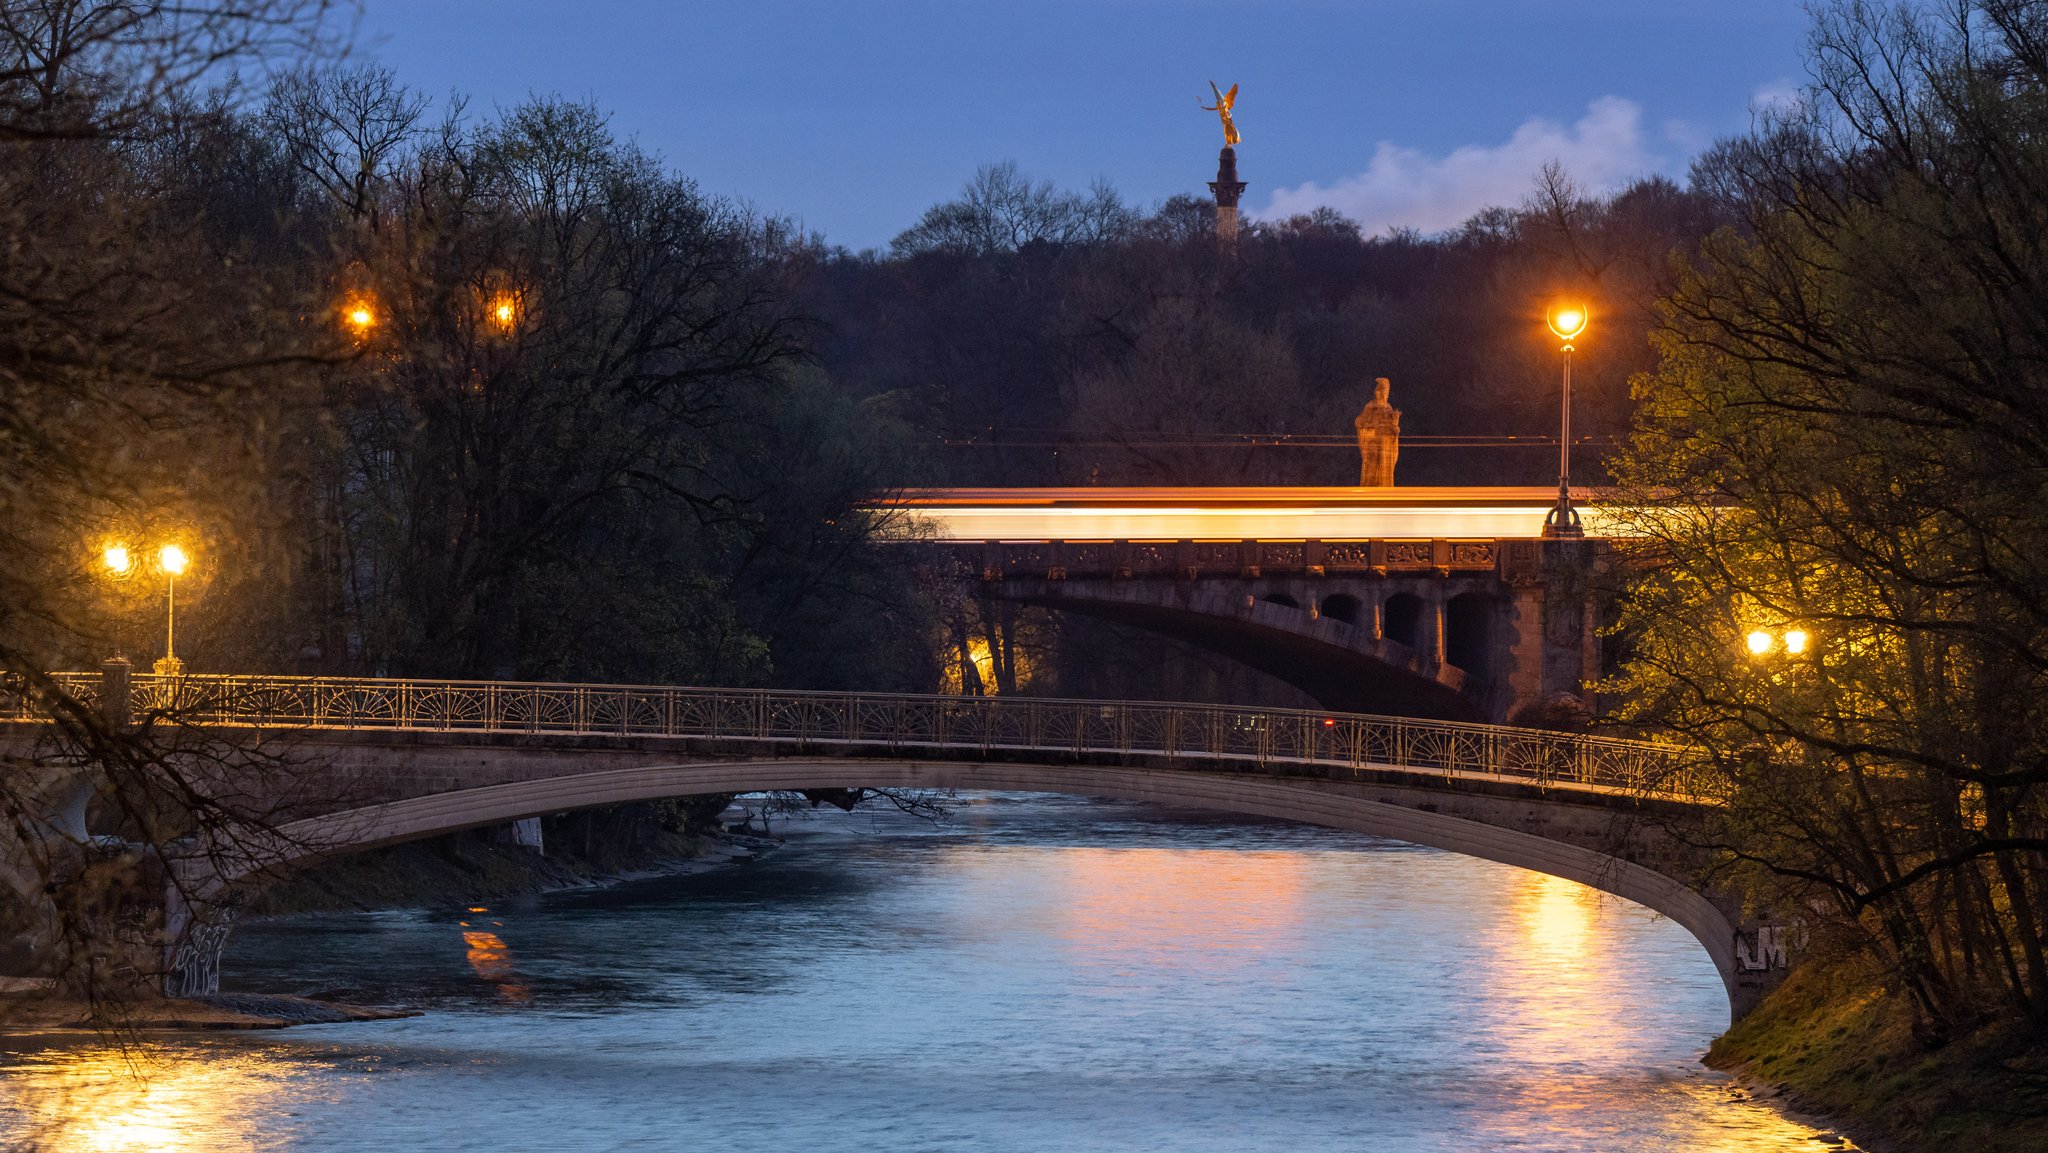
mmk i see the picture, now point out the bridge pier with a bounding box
[160,879,237,997]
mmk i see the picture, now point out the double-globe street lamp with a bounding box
[1746,626,1810,658]
[1543,303,1590,538]
[104,542,193,675]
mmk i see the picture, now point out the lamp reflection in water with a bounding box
[1485,870,1615,1070]
[457,906,532,1003]
[1046,847,1307,974]
[0,1044,284,1153]
[1518,871,1600,966]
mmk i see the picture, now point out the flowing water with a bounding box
[0,793,1850,1152]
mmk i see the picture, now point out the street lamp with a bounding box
[1544,302,1589,538]
[1745,626,1810,658]
[488,292,520,330]
[343,299,376,337]
[103,540,193,675]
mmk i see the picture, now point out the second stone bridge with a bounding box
[873,486,1631,722]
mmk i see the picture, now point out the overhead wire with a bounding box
[936,429,1621,450]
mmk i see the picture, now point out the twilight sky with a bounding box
[354,1,1810,251]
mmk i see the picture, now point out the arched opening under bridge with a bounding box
[213,758,1750,1020]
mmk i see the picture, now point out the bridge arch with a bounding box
[1383,593,1426,651]
[227,758,1747,1019]
[1446,592,1495,683]
[993,580,1475,718]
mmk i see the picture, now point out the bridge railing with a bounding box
[10,672,1706,800]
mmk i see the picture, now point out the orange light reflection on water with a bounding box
[1046,847,1307,971]
[463,927,532,1004]
[1519,872,1601,970]
[0,1045,283,1153]
[1483,871,1617,1065]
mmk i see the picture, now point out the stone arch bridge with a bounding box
[2,671,1791,1019]
[871,486,1635,723]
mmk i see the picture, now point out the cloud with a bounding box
[1750,78,1804,114]
[1259,97,1665,237]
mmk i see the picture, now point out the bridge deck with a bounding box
[867,486,1638,542]
[12,673,1700,801]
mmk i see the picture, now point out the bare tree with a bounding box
[1613,0,2048,1033]
[891,162,1133,257]
[0,0,346,1017]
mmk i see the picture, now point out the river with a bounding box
[0,793,1849,1151]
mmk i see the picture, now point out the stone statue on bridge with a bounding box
[1355,376,1401,486]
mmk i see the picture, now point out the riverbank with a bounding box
[1707,955,2048,1153]
[0,804,781,1034]
[250,801,772,916]
[0,993,417,1032]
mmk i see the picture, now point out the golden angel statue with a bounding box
[1201,81,1240,147]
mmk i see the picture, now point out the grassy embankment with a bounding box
[1709,956,2048,1153]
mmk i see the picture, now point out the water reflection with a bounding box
[1519,872,1601,965]
[1473,869,1629,1071]
[0,796,1856,1152]
[460,930,532,1004]
[0,1043,290,1153]
[1046,847,1306,969]
[455,906,531,1004]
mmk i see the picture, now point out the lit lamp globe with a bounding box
[1745,627,1811,658]
[1547,303,1589,345]
[103,545,133,575]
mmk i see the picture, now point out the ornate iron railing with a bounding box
[6,672,1703,800]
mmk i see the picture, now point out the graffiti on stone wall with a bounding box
[1734,924,1790,971]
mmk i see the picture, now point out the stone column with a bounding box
[513,817,544,854]
[1580,597,1602,707]
[1209,147,1247,246]
[1430,587,1448,665]
[99,656,132,729]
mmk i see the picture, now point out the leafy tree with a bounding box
[1613,0,2048,1028]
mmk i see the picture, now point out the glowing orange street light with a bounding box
[1746,626,1811,660]
[344,301,376,335]
[155,544,190,674]
[1543,302,1590,538]
[488,295,519,329]
[101,540,194,673]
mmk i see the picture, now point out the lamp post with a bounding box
[1544,303,1589,538]
[104,541,192,675]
